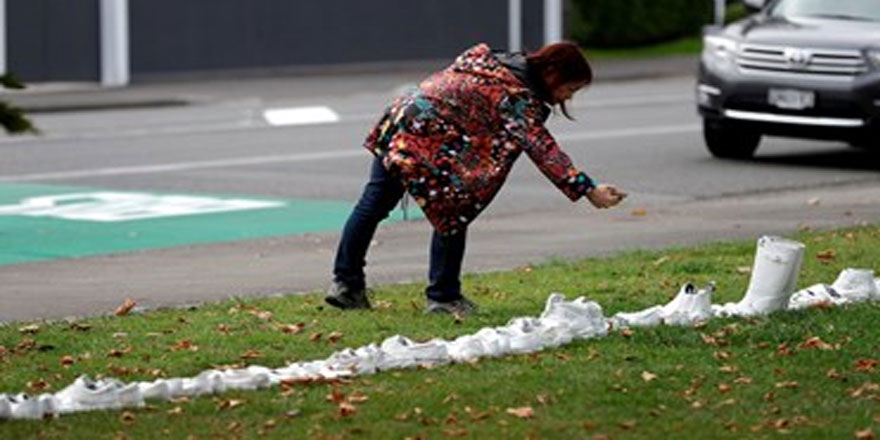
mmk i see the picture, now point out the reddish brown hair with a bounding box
[526,41,593,119]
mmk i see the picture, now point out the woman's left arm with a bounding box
[521,121,595,201]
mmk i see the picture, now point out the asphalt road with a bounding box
[1,73,879,322]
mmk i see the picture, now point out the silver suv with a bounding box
[697,0,880,158]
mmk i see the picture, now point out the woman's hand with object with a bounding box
[585,184,627,209]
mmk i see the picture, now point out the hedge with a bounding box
[569,0,714,48]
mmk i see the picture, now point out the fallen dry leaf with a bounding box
[279,322,305,334]
[27,379,50,392]
[338,401,357,417]
[505,406,534,419]
[713,351,732,360]
[718,383,731,393]
[217,399,245,411]
[827,368,845,380]
[347,391,369,404]
[114,299,137,317]
[60,355,75,367]
[855,428,875,440]
[849,382,880,398]
[816,249,836,263]
[719,365,739,374]
[798,336,836,350]
[618,420,637,430]
[855,359,878,372]
[444,428,469,437]
[171,339,198,352]
[776,343,792,357]
[120,411,136,424]
[240,349,263,360]
[736,266,752,275]
[775,381,799,389]
[641,371,658,382]
[326,389,345,404]
[309,332,323,342]
[327,331,344,344]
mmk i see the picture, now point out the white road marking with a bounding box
[0,124,699,182]
[263,106,340,126]
[0,192,284,221]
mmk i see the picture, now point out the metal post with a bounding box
[0,0,6,75]
[100,0,129,87]
[508,0,522,52]
[544,0,563,44]
[714,0,726,25]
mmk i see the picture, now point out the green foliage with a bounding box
[0,73,37,135]
[570,0,714,48]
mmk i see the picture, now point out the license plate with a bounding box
[768,88,815,110]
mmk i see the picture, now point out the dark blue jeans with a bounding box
[333,157,467,302]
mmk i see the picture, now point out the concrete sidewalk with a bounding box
[0,55,699,114]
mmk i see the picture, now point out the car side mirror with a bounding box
[742,0,767,12]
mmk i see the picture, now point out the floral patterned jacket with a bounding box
[364,43,595,235]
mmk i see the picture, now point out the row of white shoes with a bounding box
[0,293,610,420]
[2,236,876,420]
[612,236,879,327]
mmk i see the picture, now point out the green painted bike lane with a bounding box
[0,183,419,266]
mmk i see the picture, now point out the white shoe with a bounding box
[472,328,510,356]
[219,367,272,391]
[8,394,47,420]
[180,370,225,396]
[37,393,59,417]
[378,335,449,369]
[55,376,143,413]
[138,379,172,400]
[612,305,664,328]
[787,283,842,309]
[447,334,488,362]
[831,268,878,302]
[352,344,386,375]
[659,282,714,326]
[502,318,546,354]
[539,294,607,338]
[0,394,11,419]
[326,346,384,375]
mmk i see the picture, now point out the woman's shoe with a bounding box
[425,296,478,315]
[325,281,372,309]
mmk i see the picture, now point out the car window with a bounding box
[769,0,880,21]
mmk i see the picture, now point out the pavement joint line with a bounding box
[0,124,700,182]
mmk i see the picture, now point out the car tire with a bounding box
[703,119,761,159]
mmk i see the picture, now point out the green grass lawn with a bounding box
[1,226,879,439]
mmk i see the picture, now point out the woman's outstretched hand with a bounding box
[585,184,627,209]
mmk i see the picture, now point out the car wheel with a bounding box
[703,119,761,159]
